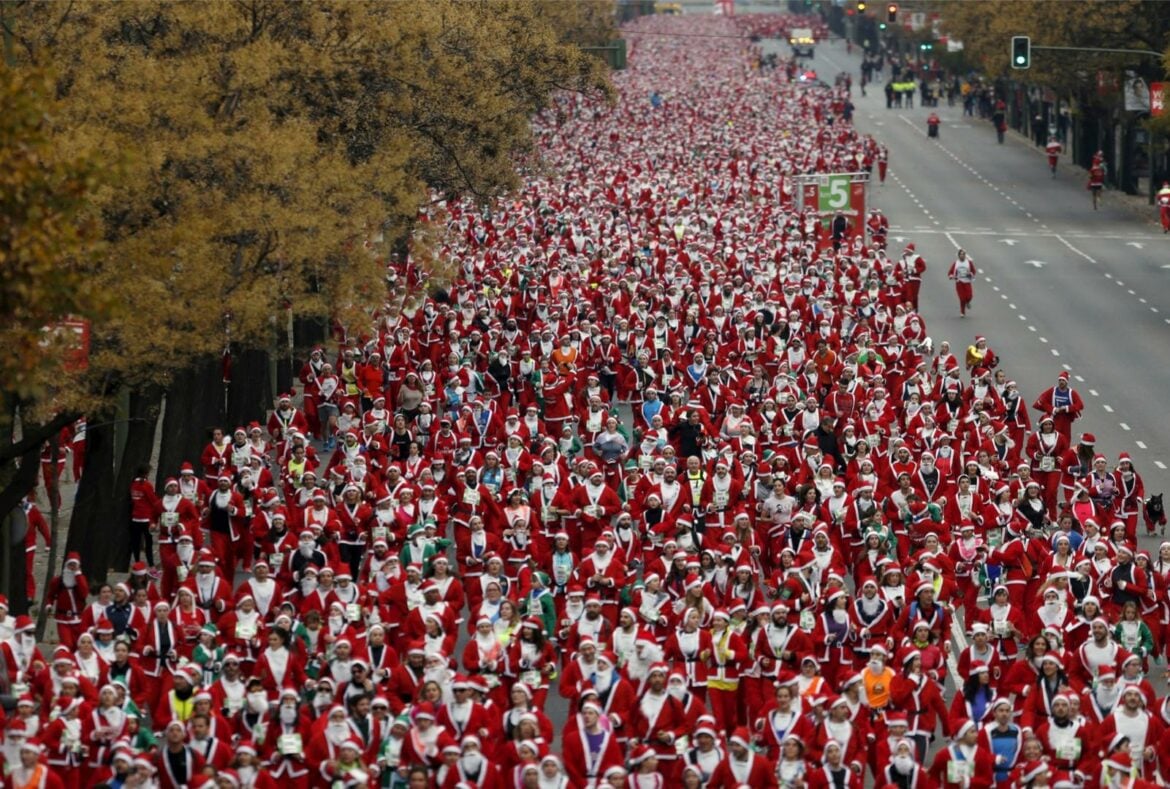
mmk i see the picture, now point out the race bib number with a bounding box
[587,414,603,432]
[278,734,303,755]
[463,489,481,506]
[1055,739,1081,762]
[520,669,542,687]
[713,491,730,508]
[269,552,283,572]
[235,622,257,640]
[1039,456,1056,472]
[346,603,363,622]
[161,512,180,528]
[639,456,653,470]
[799,609,815,633]
[993,619,1010,637]
[947,760,973,783]
[584,505,603,519]
[372,526,389,542]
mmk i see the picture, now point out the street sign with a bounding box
[798,173,867,245]
[1151,82,1165,117]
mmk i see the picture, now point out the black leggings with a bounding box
[129,520,154,565]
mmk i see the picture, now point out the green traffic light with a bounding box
[879,22,887,29]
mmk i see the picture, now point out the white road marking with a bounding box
[1137,441,1148,449]
[1103,404,1115,413]
[1089,389,1099,396]
[1055,235,1099,264]
[1074,375,1084,382]
[1157,461,1167,470]
[1120,423,1131,431]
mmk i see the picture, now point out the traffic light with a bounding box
[1011,36,1031,69]
[857,1,867,10]
[879,21,887,29]
[920,42,933,51]
[886,3,898,22]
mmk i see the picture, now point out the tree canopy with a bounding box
[0,0,614,586]
[938,0,1168,96]
[0,0,613,411]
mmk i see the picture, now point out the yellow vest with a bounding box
[708,629,739,691]
[170,691,195,722]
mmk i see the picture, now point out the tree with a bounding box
[0,0,613,581]
[0,65,112,606]
[938,0,1165,94]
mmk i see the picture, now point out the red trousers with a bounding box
[210,531,237,575]
[708,685,741,736]
[955,281,973,314]
[55,620,81,650]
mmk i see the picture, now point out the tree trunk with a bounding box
[107,385,162,573]
[65,408,116,582]
[0,410,77,521]
[156,357,226,487]
[226,346,272,431]
[3,509,29,616]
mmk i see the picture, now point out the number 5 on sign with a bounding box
[822,175,850,210]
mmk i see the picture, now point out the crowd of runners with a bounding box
[8,11,1167,789]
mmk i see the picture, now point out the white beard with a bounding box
[327,723,350,745]
[593,668,614,693]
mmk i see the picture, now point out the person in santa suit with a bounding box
[181,550,233,624]
[946,249,977,318]
[399,701,458,771]
[7,740,65,789]
[22,496,51,604]
[1032,692,1091,777]
[44,552,89,650]
[437,675,498,749]
[928,719,994,789]
[628,663,688,781]
[898,244,926,311]
[573,534,626,621]
[253,626,306,697]
[1094,750,1162,789]
[1031,373,1084,444]
[878,736,938,789]
[587,651,637,745]
[753,678,815,762]
[202,474,247,575]
[1096,686,1166,780]
[704,608,748,736]
[624,743,665,789]
[41,695,87,785]
[561,701,623,788]
[706,727,778,789]
[152,718,208,789]
[806,739,863,789]
[568,467,623,558]
[1,615,46,684]
[439,735,503,789]
[81,683,130,785]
